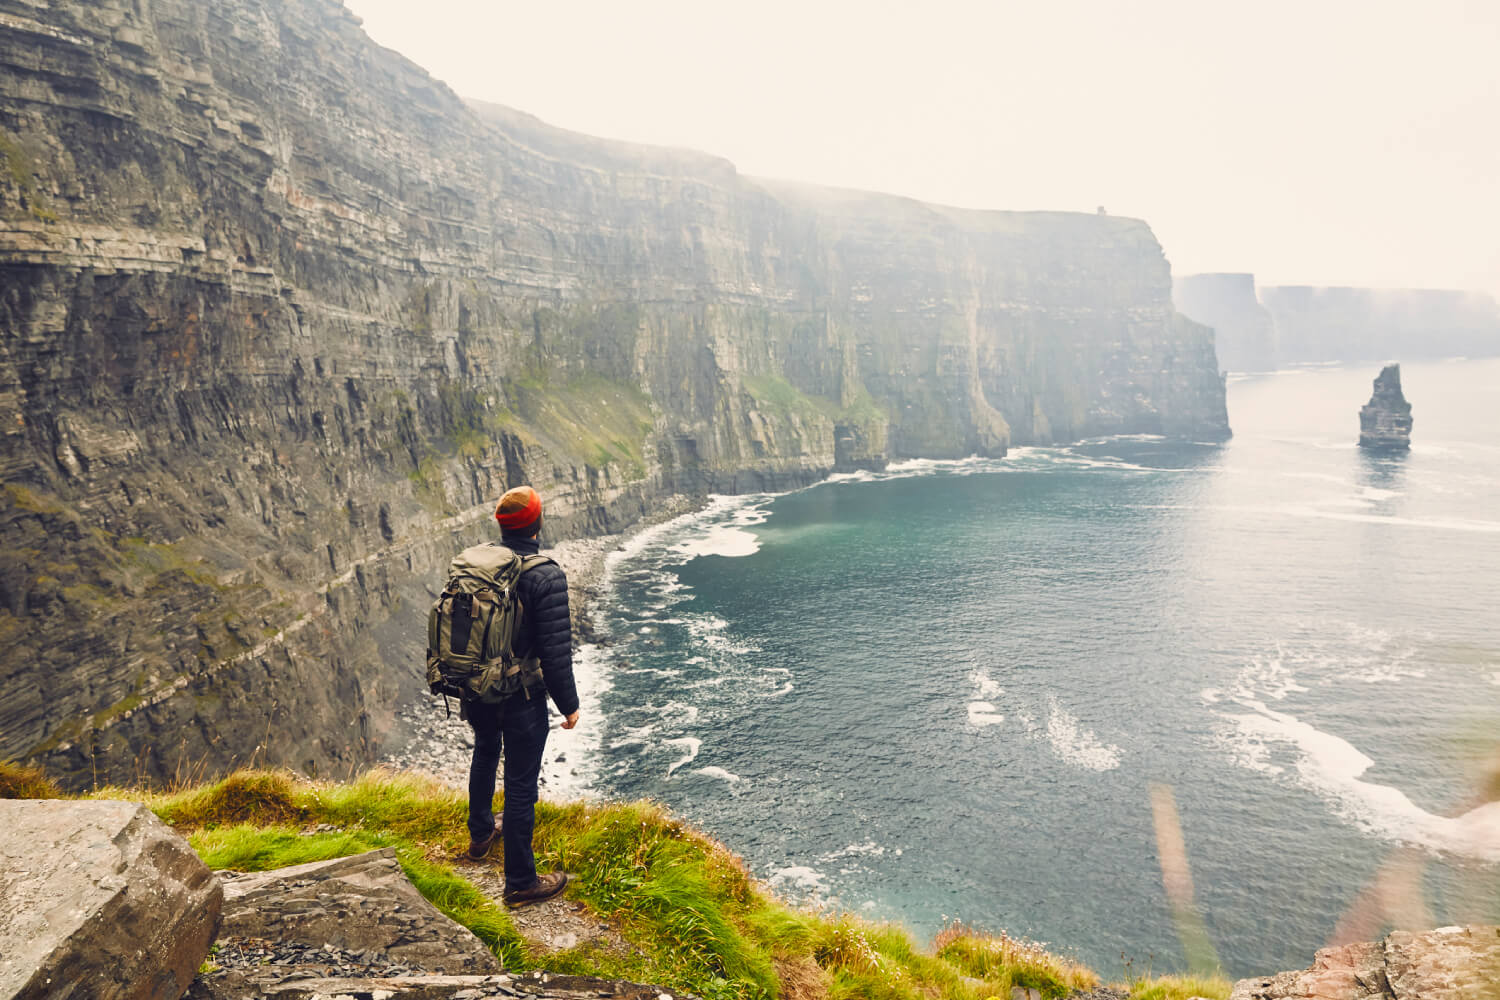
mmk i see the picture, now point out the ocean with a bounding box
[574,358,1500,979]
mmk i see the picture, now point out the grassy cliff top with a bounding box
[1,761,1229,1000]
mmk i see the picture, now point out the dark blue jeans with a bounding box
[466,693,549,891]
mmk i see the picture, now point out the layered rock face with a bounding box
[1358,363,1413,451]
[1261,285,1500,364]
[0,0,1229,788]
[1173,273,1278,372]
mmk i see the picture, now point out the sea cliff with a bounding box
[0,0,1228,787]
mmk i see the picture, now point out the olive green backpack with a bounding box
[426,543,554,710]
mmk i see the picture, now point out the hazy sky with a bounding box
[344,0,1499,297]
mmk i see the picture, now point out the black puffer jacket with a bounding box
[504,533,579,716]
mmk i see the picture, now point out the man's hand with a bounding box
[561,711,580,730]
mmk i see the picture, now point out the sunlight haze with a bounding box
[343,0,1499,298]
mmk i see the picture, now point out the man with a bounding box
[464,484,579,908]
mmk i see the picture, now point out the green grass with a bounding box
[0,767,1218,999]
[742,374,887,430]
[0,133,58,223]
[507,373,655,475]
[1128,973,1234,1000]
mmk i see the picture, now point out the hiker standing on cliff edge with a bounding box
[456,485,578,907]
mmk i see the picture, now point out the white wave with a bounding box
[672,523,763,558]
[1200,687,1224,704]
[970,668,1004,699]
[759,668,795,696]
[663,736,702,778]
[823,469,877,484]
[540,642,612,800]
[652,701,700,725]
[617,667,683,679]
[967,701,1004,727]
[1074,433,1169,444]
[1044,695,1122,771]
[667,495,776,559]
[608,723,658,750]
[690,765,742,785]
[1228,700,1500,862]
[1233,649,1309,701]
[1340,662,1427,685]
[820,841,887,861]
[1490,672,1500,686]
[768,865,830,897]
[1218,716,1284,776]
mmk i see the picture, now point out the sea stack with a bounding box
[1358,363,1413,451]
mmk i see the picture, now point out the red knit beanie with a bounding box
[495,485,542,534]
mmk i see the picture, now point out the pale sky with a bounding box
[344,0,1500,298]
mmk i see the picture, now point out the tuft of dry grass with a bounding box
[0,759,63,799]
[1128,972,1234,1000]
[934,922,1099,998]
[775,955,831,1000]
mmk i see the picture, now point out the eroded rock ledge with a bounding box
[1231,926,1500,1000]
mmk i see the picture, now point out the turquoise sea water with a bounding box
[580,359,1500,978]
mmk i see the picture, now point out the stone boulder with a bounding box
[188,848,500,999]
[1358,363,1414,451]
[0,799,222,1000]
[1232,925,1500,1000]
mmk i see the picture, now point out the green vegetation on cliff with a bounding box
[742,374,887,429]
[0,762,1230,1000]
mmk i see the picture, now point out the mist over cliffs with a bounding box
[0,0,1228,787]
[1176,273,1500,371]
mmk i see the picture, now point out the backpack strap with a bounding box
[517,554,555,574]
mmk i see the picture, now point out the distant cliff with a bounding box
[1174,273,1277,373]
[1260,286,1500,364]
[1173,275,1500,370]
[0,0,1228,787]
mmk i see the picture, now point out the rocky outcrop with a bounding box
[1359,364,1413,451]
[0,0,1229,788]
[0,799,222,1000]
[1230,925,1500,1000]
[209,972,700,999]
[188,847,694,1000]
[1260,286,1500,364]
[1173,273,1278,373]
[211,849,501,977]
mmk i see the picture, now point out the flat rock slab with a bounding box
[211,848,500,976]
[1232,925,1500,1000]
[0,798,222,1000]
[234,971,695,998]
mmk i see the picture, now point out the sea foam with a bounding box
[1044,695,1122,772]
[1229,699,1500,862]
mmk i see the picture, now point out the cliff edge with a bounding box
[0,0,1228,787]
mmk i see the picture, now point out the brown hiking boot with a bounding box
[503,871,571,908]
[465,823,500,861]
